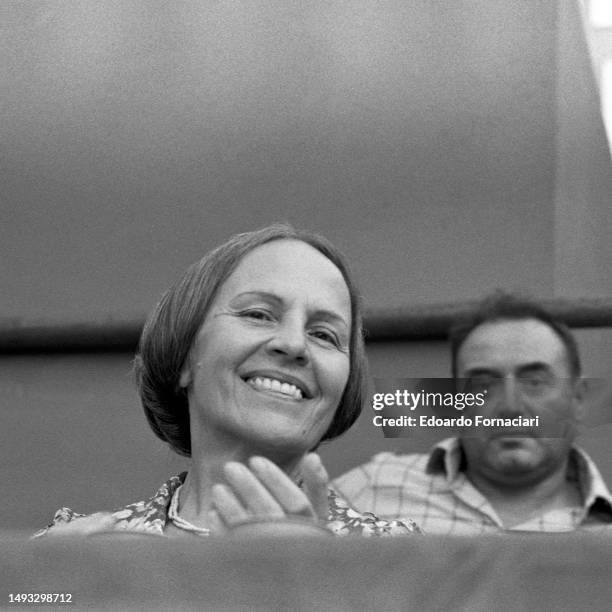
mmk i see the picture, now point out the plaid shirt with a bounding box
[332,438,612,535]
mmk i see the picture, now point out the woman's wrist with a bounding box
[226,515,332,538]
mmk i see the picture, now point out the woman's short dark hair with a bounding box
[134,223,366,456]
[449,291,581,380]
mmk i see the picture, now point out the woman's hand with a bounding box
[209,453,330,534]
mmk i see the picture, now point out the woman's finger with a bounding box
[211,483,250,527]
[222,462,286,518]
[247,456,316,518]
[299,453,330,522]
[207,508,227,535]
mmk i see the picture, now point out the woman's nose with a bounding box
[266,320,309,363]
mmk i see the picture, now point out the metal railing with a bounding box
[2,297,612,354]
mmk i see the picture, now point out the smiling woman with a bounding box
[35,224,420,538]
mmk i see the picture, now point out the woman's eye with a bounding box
[241,309,273,321]
[310,329,339,346]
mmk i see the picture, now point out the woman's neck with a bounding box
[177,441,303,529]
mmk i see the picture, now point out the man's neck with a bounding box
[465,460,582,528]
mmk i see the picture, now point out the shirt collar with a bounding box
[426,437,465,482]
[112,472,187,533]
[426,437,612,516]
[570,447,612,515]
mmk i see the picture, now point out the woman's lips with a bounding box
[241,369,313,398]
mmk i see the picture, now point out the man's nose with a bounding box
[498,377,523,414]
[266,319,309,364]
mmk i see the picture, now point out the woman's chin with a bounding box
[222,412,328,458]
[246,432,313,458]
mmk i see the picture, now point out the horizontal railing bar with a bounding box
[0,320,143,354]
[364,297,612,341]
[2,297,612,354]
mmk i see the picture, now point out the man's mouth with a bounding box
[244,376,305,400]
[490,431,536,443]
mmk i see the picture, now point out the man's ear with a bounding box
[572,376,587,422]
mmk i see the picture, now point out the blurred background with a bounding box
[3,0,612,530]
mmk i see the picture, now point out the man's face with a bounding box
[457,318,583,486]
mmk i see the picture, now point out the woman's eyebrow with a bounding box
[310,309,349,331]
[228,291,283,307]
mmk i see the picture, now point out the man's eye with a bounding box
[468,375,496,389]
[466,376,503,396]
[520,374,548,387]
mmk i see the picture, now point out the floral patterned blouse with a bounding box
[35,472,421,538]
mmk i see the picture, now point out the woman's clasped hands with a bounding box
[209,453,331,536]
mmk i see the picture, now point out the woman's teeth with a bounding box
[246,376,303,400]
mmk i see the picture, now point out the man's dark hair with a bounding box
[449,291,581,379]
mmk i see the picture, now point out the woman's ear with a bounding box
[179,359,192,389]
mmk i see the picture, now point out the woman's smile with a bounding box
[241,368,314,400]
[245,376,305,401]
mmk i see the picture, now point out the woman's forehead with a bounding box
[218,240,351,314]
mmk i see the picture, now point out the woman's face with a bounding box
[180,239,352,457]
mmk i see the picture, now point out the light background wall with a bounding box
[2,0,612,529]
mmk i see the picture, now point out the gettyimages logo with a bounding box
[371,377,612,438]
